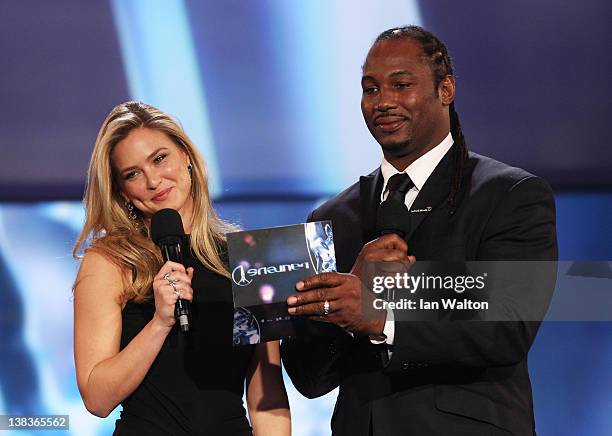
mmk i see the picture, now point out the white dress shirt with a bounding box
[371,132,454,346]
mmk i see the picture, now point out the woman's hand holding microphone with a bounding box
[152,261,194,329]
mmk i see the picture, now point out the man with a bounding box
[282,26,557,435]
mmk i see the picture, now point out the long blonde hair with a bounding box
[73,101,235,302]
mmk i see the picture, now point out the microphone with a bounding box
[151,208,190,333]
[375,199,411,239]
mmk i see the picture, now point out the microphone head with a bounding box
[376,200,410,238]
[151,208,185,246]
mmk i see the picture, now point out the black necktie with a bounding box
[376,173,414,238]
[385,173,414,204]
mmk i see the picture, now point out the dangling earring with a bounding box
[187,163,195,196]
[124,200,138,221]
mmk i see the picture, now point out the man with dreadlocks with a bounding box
[282,26,557,435]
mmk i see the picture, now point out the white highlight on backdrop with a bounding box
[0,204,119,435]
[271,0,422,193]
[110,0,221,196]
[111,0,420,199]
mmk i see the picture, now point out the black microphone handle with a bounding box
[161,243,190,333]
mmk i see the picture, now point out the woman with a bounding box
[73,101,291,435]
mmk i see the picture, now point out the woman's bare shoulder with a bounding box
[75,249,131,306]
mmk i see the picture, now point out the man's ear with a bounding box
[438,75,455,106]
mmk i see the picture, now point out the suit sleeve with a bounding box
[281,210,354,398]
[384,176,558,372]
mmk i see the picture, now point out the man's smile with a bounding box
[374,115,408,133]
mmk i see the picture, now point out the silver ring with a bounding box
[164,272,177,285]
[323,300,330,316]
[170,281,180,298]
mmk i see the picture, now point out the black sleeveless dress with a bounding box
[113,246,255,435]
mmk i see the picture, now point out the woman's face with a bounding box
[112,127,194,228]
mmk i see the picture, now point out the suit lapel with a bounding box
[359,169,383,245]
[406,145,456,240]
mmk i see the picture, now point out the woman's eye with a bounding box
[124,171,138,180]
[154,153,167,164]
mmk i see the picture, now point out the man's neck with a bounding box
[385,131,451,172]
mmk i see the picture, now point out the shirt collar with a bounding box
[380,132,454,197]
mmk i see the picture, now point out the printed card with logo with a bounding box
[228,221,336,345]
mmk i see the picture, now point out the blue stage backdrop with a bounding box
[0,0,610,201]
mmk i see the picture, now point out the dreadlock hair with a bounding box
[374,26,469,214]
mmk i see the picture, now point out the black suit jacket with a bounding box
[282,146,558,436]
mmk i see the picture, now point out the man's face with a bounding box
[361,38,453,162]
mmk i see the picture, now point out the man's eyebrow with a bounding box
[119,147,168,174]
[389,70,415,77]
[361,70,416,82]
[361,75,376,83]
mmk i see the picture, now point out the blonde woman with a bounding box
[73,101,290,435]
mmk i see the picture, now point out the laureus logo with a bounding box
[232,265,253,287]
[231,262,311,287]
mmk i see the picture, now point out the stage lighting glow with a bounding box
[110,0,221,196]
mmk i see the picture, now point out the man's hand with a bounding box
[351,233,415,277]
[286,234,416,335]
[287,272,385,335]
